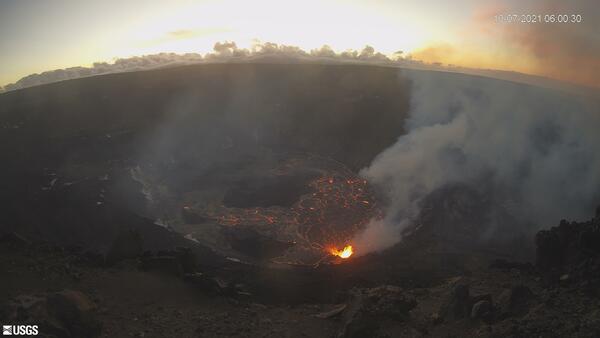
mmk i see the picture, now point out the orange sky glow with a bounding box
[0,0,598,89]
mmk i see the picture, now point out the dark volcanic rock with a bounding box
[470,300,492,319]
[184,272,233,295]
[438,282,496,322]
[0,63,410,265]
[223,172,315,208]
[337,285,417,338]
[0,232,31,250]
[173,247,198,273]
[46,290,101,338]
[441,283,472,320]
[181,207,207,224]
[105,229,143,264]
[141,256,183,276]
[489,259,533,272]
[5,290,101,337]
[146,247,198,274]
[496,284,534,318]
[223,227,293,260]
[536,212,600,288]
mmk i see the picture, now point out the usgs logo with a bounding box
[2,325,39,336]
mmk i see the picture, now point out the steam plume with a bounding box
[353,70,600,254]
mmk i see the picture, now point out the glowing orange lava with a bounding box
[330,245,354,259]
[194,155,381,265]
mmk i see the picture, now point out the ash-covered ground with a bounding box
[1,62,599,337]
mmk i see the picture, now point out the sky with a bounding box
[1,0,598,88]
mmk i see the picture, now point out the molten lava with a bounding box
[193,155,381,265]
[331,245,354,259]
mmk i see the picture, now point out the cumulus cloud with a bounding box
[353,69,600,254]
[4,52,205,91]
[310,45,336,58]
[209,41,249,58]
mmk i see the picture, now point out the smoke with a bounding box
[504,18,600,89]
[408,0,600,89]
[353,69,600,254]
[473,0,600,88]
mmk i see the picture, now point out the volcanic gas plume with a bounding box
[353,69,600,255]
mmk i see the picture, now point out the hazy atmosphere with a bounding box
[1,0,599,89]
[1,1,599,337]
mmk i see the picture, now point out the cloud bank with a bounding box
[353,69,600,254]
[1,42,403,92]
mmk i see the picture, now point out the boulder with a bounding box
[439,282,495,322]
[441,283,471,320]
[536,213,600,286]
[497,284,534,317]
[46,290,101,337]
[336,285,417,338]
[559,273,570,285]
[471,300,492,319]
[5,290,101,337]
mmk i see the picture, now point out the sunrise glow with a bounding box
[1,0,598,89]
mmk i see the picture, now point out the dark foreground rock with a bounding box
[3,290,101,338]
[536,214,600,293]
[496,284,534,318]
[337,285,417,338]
[105,229,143,265]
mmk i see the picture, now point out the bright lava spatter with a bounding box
[330,245,353,259]
[199,156,382,265]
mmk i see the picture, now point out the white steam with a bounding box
[353,70,600,254]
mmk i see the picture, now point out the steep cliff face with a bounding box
[536,208,600,289]
[0,63,410,251]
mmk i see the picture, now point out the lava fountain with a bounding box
[330,245,354,259]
